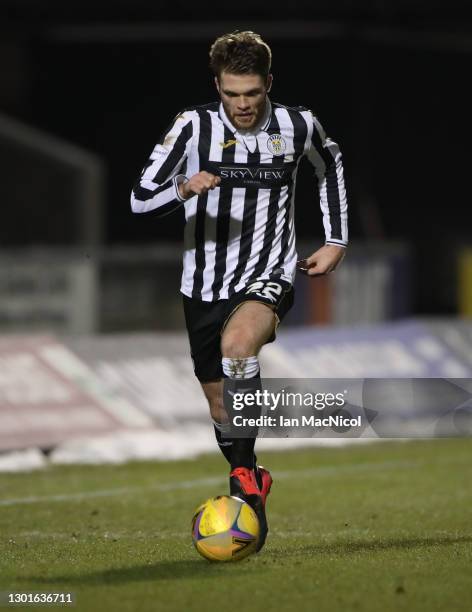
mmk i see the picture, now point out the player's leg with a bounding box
[182,295,256,465]
[221,300,276,550]
[182,296,229,462]
[220,279,294,550]
[221,300,275,469]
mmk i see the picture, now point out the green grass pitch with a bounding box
[1,439,471,611]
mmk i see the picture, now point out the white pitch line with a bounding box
[5,530,355,540]
[0,460,415,507]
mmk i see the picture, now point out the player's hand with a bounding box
[179,171,221,199]
[297,244,346,276]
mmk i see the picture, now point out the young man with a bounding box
[131,31,348,551]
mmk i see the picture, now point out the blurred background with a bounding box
[1,0,471,468]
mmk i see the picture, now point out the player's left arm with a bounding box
[300,112,348,276]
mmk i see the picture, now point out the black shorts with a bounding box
[183,278,294,383]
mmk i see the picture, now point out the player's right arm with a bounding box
[130,111,193,216]
[131,111,221,216]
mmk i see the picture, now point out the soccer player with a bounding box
[131,31,348,551]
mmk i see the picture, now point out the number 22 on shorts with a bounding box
[245,281,283,303]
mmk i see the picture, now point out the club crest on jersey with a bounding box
[267,133,286,156]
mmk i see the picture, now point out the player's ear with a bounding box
[266,74,273,93]
[214,76,220,94]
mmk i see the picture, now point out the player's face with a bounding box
[216,72,272,132]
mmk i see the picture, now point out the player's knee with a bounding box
[222,355,260,379]
[221,329,257,357]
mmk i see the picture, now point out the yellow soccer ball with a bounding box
[191,495,260,562]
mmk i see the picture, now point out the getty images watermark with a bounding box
[231,388,361,430]
[222,378,472,438]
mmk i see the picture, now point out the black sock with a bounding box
[213,424,233,463]
[224,372,262,471]
[231,437,256,470]
[213,424,257,468]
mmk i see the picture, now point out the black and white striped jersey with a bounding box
[131,99,348,302]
